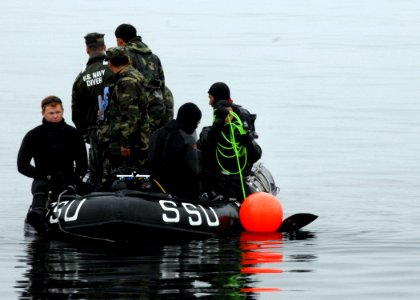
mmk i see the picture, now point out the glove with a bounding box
[235,133,253,146]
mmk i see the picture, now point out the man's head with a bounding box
[208,82,231,106]
[41,96,63,123]
[177,102,202,134]
[84,32,106,54]
[115,24,137,46]
[105,47,130,73]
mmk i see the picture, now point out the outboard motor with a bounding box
[246,162,280,196]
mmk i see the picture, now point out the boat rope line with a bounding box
[55,189,117,243]
[215,110,247,200]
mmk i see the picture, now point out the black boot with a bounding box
[26,193,48,234]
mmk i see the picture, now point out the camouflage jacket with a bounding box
[125,36,164,89]
[71,53,113,135]
[125,36,174,132]
[105,65,150,155]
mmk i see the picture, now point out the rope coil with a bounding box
[214,109,248,200]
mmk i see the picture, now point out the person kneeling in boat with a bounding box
[17,96,88,233]
[148,102,202,200]
[198,82,262,202]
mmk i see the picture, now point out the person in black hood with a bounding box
[17,96,88,234]
[149,102,202,200]
[198,82,262,201]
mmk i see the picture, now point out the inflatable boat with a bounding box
[44,190,241,242]
[26,163,317,242]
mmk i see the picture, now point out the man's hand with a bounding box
[121,146,131,157]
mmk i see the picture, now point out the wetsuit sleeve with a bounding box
[248,139,262,164]
[17,131,38,178]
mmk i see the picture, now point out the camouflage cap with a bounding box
[105,46,129,61]
[84,32,105,48]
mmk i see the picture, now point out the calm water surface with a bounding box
[1,0,419,299]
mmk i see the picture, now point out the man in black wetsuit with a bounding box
[149,102,202,200]
[198,82,262,201]
[17,96,88,233]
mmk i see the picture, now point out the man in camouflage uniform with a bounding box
[98,47,150,188]
[71,32,112,187]
[115,23,174,133]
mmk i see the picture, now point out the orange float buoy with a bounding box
[239,192,283,232]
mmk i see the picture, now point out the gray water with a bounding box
[1,0,419,299]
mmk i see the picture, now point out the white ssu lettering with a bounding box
[159,200,220,227]
[49,199,86,224]
[160,200,180,222]
[182,203,202,225]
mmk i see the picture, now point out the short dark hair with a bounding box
[88,43,105,52]
[109,56,130,67]
[41,95,62,111]
[115,24,137,43]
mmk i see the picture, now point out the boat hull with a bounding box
[45,190,241,242]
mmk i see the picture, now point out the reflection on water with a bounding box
[240,232,284,294]
[16,230,316,299]
[240,232,283,275]
[16,235,248,299]
[239,231,317,295]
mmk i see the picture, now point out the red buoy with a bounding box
[239,192,283,232]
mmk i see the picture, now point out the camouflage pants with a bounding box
[97,124,149,187]
[96,124,112,185]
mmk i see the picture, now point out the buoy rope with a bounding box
[214,110,248,200]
